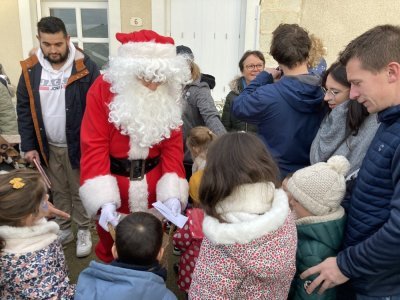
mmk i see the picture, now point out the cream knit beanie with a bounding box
[287,155,350,216]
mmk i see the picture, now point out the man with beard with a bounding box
[17,16,99,257]
[79,30,191,262]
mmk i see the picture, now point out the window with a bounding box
[43,2,109,69]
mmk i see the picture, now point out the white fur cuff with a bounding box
[156,173,188,208]
[79,175,121,217]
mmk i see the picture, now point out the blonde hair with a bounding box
[190,61,201,81]
[186,126,217,158]
[308,34,327,68]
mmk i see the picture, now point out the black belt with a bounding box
[110,156,160,181]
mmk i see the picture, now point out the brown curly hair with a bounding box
[308,34,327,68]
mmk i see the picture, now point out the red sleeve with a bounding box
[79,76,121,216]
[159,127,186,178]
[80,76,113,183]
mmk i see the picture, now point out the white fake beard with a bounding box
[108,80,183,148]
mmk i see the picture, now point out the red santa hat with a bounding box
[116,30,176,59]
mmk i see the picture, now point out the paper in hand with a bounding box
[152,201,188,228]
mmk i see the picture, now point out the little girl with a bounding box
[189,132,297,299]
[173,126,216,293]
[186,126,217,204]
[283,155,349,300]
[0,169,75,299]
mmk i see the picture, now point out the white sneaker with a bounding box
[58,228,74,245]
[76,229,92,258]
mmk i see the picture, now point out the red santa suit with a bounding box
[79,30,190,262]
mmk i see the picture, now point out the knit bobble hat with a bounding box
[287,155,350,216]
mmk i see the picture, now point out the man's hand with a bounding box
[24,150,40,164]
[163,197,182,216]
[300,257,349,295]
[99,202,120,232]
[264,67,283,80]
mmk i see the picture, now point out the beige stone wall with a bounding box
[5,0,400,84]
[120,0,152,33]
[259,0,302,66]
[0,0,23,87]
[260,0,400,67]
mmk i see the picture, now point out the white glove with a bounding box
[99,202,120,232]
[163,197,182,216]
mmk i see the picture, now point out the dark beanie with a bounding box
[176,45,194,60]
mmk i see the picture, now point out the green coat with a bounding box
[0,82,18,135]
[288,216,346,300]
[221,77,257,133]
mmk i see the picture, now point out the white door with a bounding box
[42,1,109,69]
[170,0,246,103]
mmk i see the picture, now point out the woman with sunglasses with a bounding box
[310,61,379,178]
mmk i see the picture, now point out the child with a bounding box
[284,155,349,300]
[75,212,176,300]
[0,169,75,299]
[186,126,217,204]
[189,132,297,299]
[307,34,327,77]
[173,126,216,293]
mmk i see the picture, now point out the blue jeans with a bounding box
[357,294,400,300]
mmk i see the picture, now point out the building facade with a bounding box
[1,0,400,102]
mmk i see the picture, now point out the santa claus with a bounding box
[79,30,191,262]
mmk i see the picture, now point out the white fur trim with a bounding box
[156,173,188,208]
[216,182,275,215]
[128,142,149,160]
[179,177,189,208]
[128,177,149,212]
[295,206,345,225]
[0,219,59,253]
[118,42,176,59]
[79,175,121,217]
[203,188,290,244]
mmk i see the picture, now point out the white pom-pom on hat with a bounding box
[327,155,350,176]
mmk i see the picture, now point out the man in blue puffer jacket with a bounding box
[301,25,400,299]
[232,24,325,179]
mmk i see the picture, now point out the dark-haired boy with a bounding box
[232,23,325,179]
[75,212,176,300]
